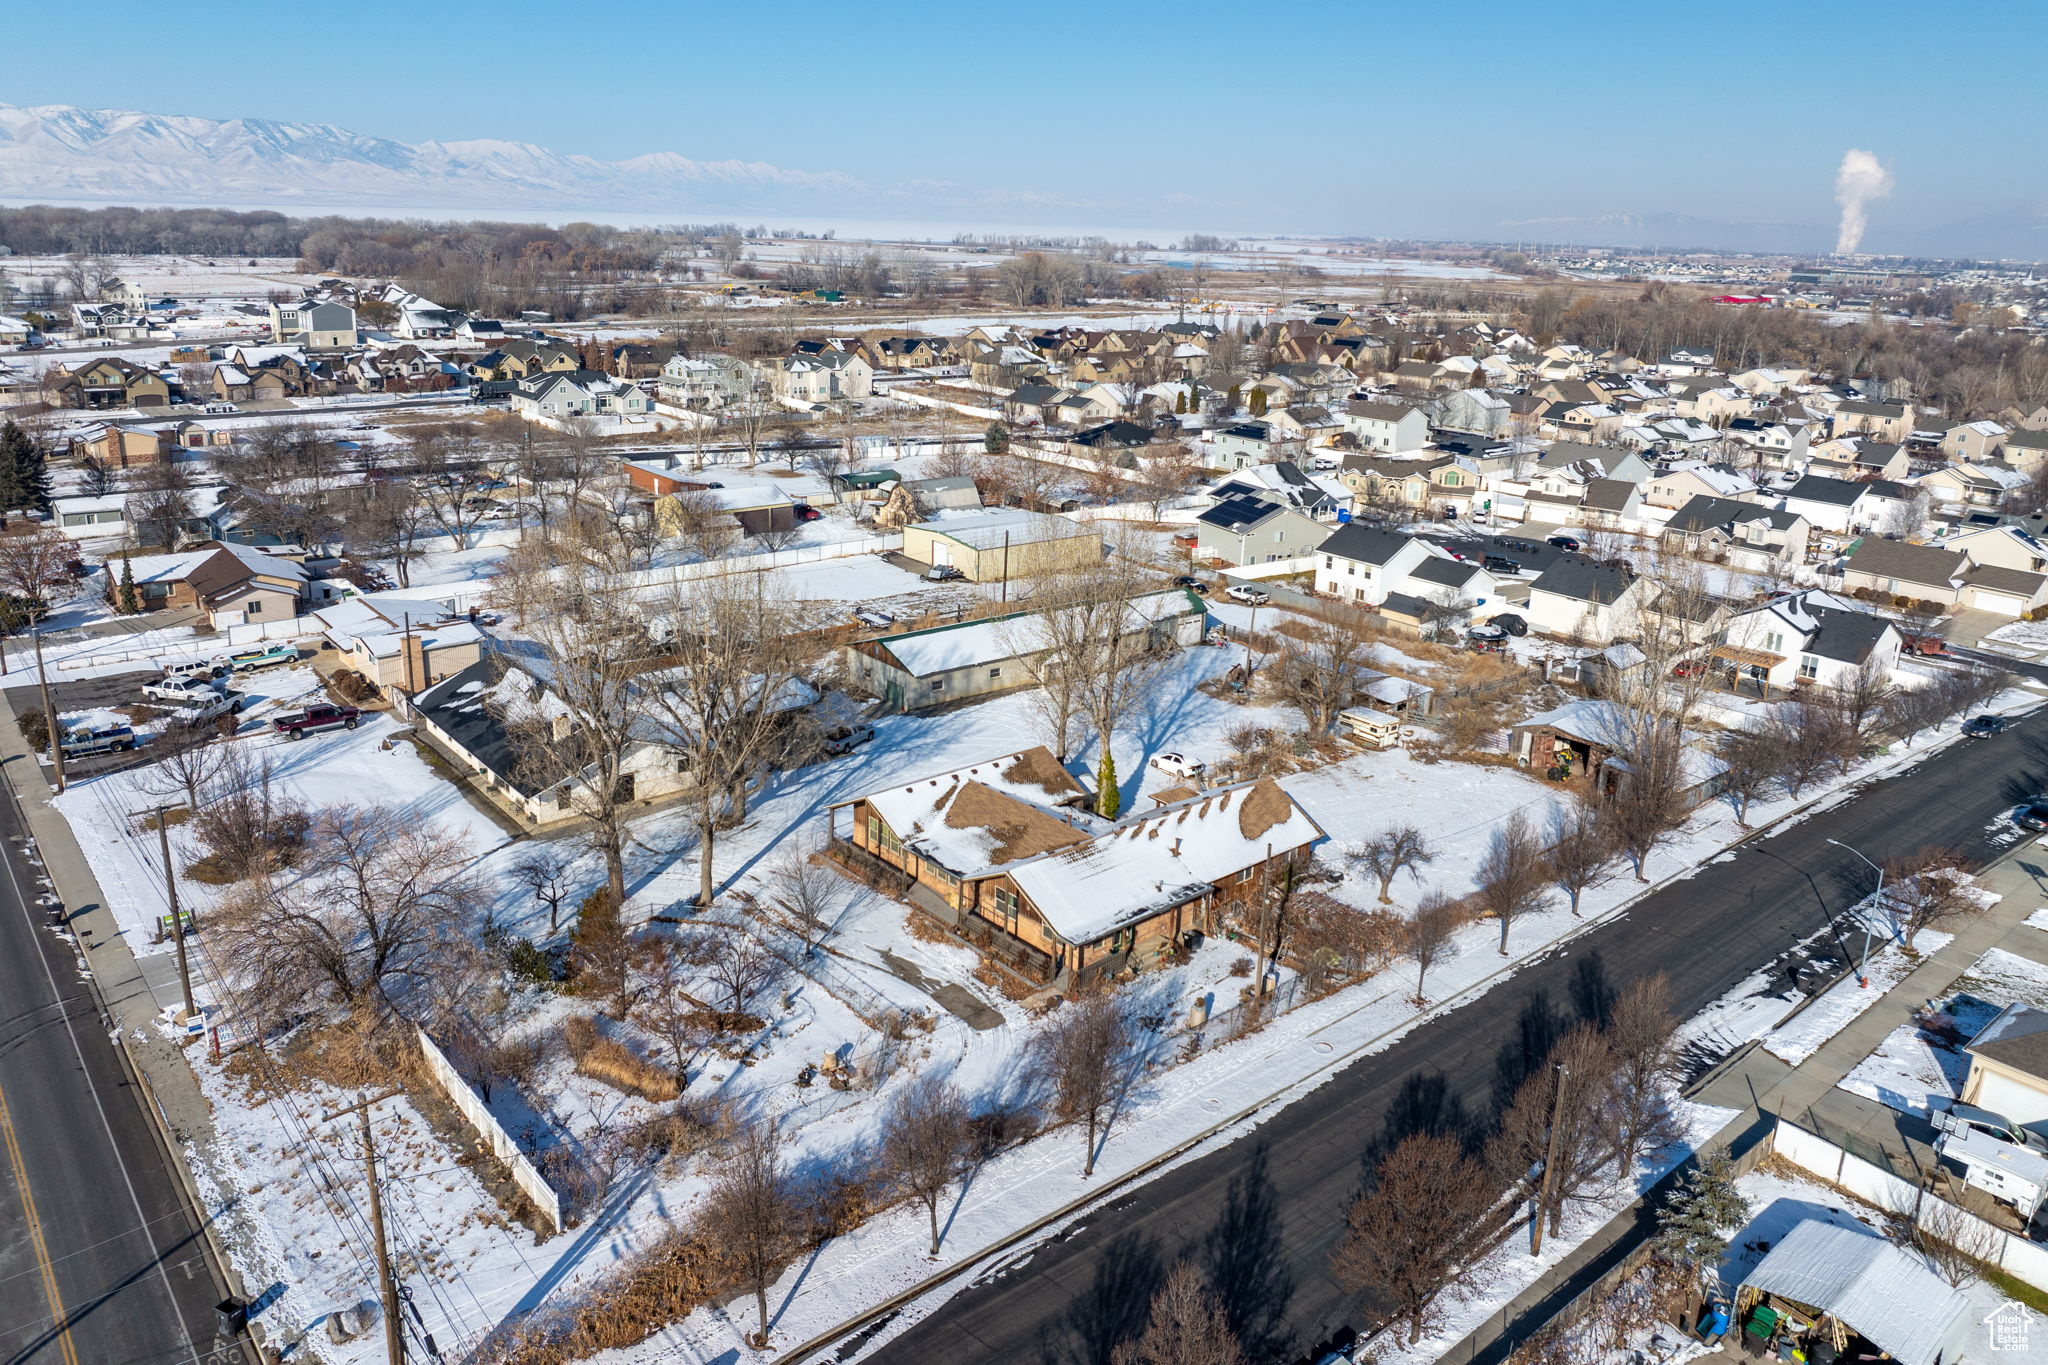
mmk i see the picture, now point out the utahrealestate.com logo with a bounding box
[1985,1302,2035,1352]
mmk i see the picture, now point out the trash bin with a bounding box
[216,1297,249,1336]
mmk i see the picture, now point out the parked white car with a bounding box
[1225,585,1270,605]
[1150,751,1205,779]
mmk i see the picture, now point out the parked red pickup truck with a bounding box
[1902,633,1952,658]
[271,704,361,739]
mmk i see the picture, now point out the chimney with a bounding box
[400,629,429,694]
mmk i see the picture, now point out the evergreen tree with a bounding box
[1174,390,1188,414]
[1225,383,1242,414]
[0,421,44,513]
[1249,388,1268,417]
[117,555,141,615]
[1653,1150,1749,1283]
[1096,752,1120,820]
[984,421,1009,455]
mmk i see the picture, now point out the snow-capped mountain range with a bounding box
[0,102,898,216]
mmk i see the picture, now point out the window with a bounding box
[1798,655,1819,680]
[992,886,1020,932]
[987,667,1001,680]
[246,600,263,617]
[929,678,946,693]
[1763,631,1784,653]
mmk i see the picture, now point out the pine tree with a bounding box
[117,555,141,615]
[1653,1150,1749,1283]
[1249,387,1268,417]
[1174,390,1188,414]
[0,421,34,512]
[1225,383,1242,414]
[984,421,1009,454]
[1096,751,1120,820]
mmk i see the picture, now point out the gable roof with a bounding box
[1581,478,1638,513]
[1316,522,1423,567]
[1967,1002,2048,1081]
[1664,495,1796,535]
[1843,537,1966,588]
[1530,559,1636,605]
[1739,1222,1968,1365]
[1197,494,1288,533]
[1784,474,1868,507]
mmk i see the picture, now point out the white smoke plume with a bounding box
[1833,149,1893,255]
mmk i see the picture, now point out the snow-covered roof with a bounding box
[1738,1221,1969,1365]
[874,589,1197,678]
[1008,779,1325,944]
[910,508,1096,551]
[857,748,1091,879]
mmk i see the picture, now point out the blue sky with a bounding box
[7,0,2045,253]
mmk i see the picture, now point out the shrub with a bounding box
[330,667,381,704]
[506,938,558,987]
[564,1015,681,1101]
[16,706,47,752]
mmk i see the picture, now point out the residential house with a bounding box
[66,423,168,469]
[1643,462,1760,511]
[1716,591,1900,692]
[1916,461,2028,510]
[510,369,651,421]
[48,357,171,409]
[0,315,34,345]
[467,337,581,382]
[1576,478,1644,527]
[1939,419,2008,464]
[1525,560,1647,644]
[774,350,874,404]
[1339,453,1480,518]
[1340,399,1431,454]
[1207,461,1344,521]
[409,656,695,826]
[845,591,1204,711]
[1532,441,1653,486]
[1840,538,1971,606]
[1831,399,1913,442]
[319,597,487,692]
[268,299,359,349]
[1781,474,1890,535]
[901,509,1103,582]
[1429,386,1511,436]
[2002,428,2048,473]
[826,747,1322,984]
[1064,420,1170,465]
[1193,495,1331,566]
[1204,421,1305,471]
[104,543,306,625]
[1960,1002,2048,1126]
[1312,523,1497,621]
[655,353,752,410]
[1943,524,2048,575]
[1660,496,1810,567]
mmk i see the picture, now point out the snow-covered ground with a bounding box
[45,587,2046,1362]
[1838,945,2048,1118]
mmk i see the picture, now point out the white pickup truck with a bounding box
[142,674,223,705]
[167,689,246,729]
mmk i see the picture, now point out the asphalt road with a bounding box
[0,778,232,1365]
[870,714,2048,1365]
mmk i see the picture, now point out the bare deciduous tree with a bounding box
[702,1116,800,1345]
[1271,604,1384,735]
[644,573,814,907]
[1881,847,1985,950]
[1403,891,1465,1006]
[1491,1025,1620,1242]
[1603,975,1682,1177]
[1353,825,1435,904]
[1716,726,1785,827]
[1545,799,1618,916]
[1111,1261,1245,1365]
[881,1074,976,1256]
[213,806,483,1022]
[1034,991,1134,1177]
[1330,1133,1498,1346]
[1476,810,1549,956]
[767,839,842,956]
[508,848,573,934]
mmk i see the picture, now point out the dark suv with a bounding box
[1483,555,1521,574]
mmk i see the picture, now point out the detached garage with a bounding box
[902,509,1102,582]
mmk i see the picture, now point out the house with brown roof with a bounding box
[47,357,170,409]
[102,543,307,625]
[827,747,1323,985]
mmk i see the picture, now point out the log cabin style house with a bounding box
[829,747,1324,985]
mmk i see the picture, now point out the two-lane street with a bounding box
[870,713,2048,1365]
[0,777,233,1365]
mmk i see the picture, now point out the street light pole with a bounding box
[1824,838,1882,987]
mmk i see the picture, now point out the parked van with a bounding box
[59,722,137,757]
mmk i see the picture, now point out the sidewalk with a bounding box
[0,688,268,1360]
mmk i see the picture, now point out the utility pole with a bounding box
[1531,1062,1569,1257]
[155,805,195,1020]
[33,627,62,793]
[324,1089,407,1365]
